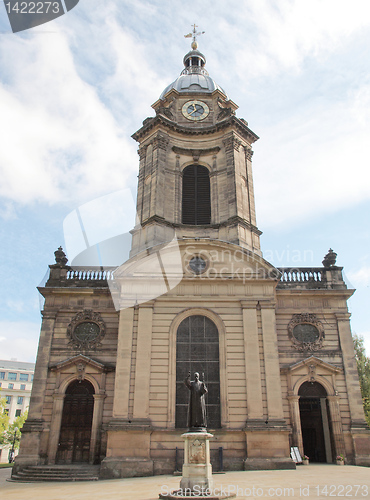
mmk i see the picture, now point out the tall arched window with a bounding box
[175,315,221,429]
[182,165,211,225]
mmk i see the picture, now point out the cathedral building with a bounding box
[13,35,370,479]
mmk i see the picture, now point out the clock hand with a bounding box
[189,105,202,116]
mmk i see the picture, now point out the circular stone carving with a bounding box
[288,313,324,352]
[293,323,319,343]
[189,256,207,275]
[67,310,105,350]
[74,322,100,342]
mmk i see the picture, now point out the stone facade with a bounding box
[14,43,370,479]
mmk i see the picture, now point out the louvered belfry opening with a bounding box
[182,165,211,225]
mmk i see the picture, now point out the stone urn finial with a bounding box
[54,246,68,267]
[322,248,337,268]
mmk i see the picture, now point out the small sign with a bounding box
[290,446,302,463]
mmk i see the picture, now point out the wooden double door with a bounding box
[57,380,94,464]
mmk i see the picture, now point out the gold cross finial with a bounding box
[184,23,205,50]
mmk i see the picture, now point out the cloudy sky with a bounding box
[0,0,370,362]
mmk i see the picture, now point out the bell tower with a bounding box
[130,30,262,257]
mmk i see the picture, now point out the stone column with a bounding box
[335,313,366,425]
[47,394,65,464]
[287,395,303,454]
[241,300,263,420]
[327,395,346,459]
[133,302,153,421]
[89,394,106,464]
[260,303,285,421]
[112,307,135,419]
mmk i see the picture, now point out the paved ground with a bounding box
[1,465,369,500]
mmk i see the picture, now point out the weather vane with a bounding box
[184,23,205,50]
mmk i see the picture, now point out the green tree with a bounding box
[3,410,28,450]
[0,395,10,446]
[353,334,370,426]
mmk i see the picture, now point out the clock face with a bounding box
[182,100,210,121]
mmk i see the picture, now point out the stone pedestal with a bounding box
[180,431,213,494]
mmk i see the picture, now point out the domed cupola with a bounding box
[159,31,228,100]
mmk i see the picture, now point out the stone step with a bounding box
[10,465,100,482]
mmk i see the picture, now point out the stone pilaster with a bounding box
[112,307,135,419]
[29,312,56,418]
[13,311,56,473]
[327,395,346,459]
[46,394,65,464]
[287,394,303,454]
[151,133,169,220]
[260,303,285,422]
[133,302,154,421]
[335,313,366,425]
[90,394,106,464]
[241,300,263,420]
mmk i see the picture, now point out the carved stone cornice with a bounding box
[49,353,115,373]
[223,134,242,152]
[132,114,259,144]
[155,104,174,120]
[138,214,262,235]
[152,134,169,151]
[244,146,254,161]
[172,146,220,159]
[335,312,351,322]
[138,146,147,160]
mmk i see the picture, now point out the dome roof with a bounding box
[159,47,228,100]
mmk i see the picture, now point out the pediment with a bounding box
[50,354,113,374]
[283,356,342,375]
[178,239,278,280]
[110,238,279,309]
[115,238,278,281]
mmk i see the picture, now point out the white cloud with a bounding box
[0,321,40,362]
[253,82,370,228]
[0,27,137,207]
[347,267,370,287]
[222,0,370,80]
[350,84,370,126]
[363,335,370,357]
[5,300,27,314]
[355,332,370,357]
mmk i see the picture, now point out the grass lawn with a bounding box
[0,463,14,468]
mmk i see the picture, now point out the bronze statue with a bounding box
[184,372,208,430]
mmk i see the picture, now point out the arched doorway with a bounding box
[299,381,333,463]
[57,379,95,464]
[175,315,221,429]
